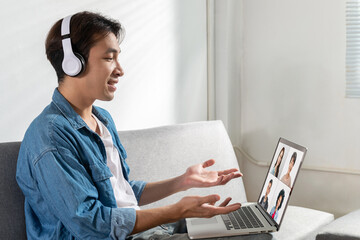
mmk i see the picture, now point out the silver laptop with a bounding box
[186,138,307,239]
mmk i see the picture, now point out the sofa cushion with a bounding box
[316,208,360,240]
[272,206,334,240]
[119,120,247,209]
[0,142,26,239]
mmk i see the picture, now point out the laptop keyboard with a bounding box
[221,206,264,230]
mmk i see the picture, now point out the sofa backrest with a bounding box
[119,120,247,209]
[0,141,26,239]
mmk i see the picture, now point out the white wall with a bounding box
[210,0,243,145]
[239,0,360,217]
[0,0,207,142]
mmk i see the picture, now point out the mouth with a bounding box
[107,78,118,92]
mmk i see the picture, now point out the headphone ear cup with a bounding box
[62,53,83,77]
[74,52,86,76]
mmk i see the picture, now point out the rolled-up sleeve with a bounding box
[111,207,136,239]
[129,180,147,202]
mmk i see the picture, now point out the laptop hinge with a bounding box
[255,204,278,230]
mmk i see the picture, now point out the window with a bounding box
[346,0,360,97]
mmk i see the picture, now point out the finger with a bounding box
[219,174,236,185]
[202,159,215,168]
[202,203,242,215]
[215,175,224,185]
[224,203,242,212]
[217,172,242,184]
[217,168,242,176]
[219,197,232,207]
[233,172,243,178]
[225,203,242,209]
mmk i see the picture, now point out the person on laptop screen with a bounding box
[259,179,273,210]
[280,152,297,188]
[270,189,286,221]
[15,11,242,240]
[270,147,285,177]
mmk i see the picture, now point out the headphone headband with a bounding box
[61,15,72,36]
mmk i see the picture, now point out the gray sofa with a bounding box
[0,120,358,239]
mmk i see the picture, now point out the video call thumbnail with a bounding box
[258,141,304,224]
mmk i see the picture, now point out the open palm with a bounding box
[182,159,242,190]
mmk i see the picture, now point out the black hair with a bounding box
[290,152,297,165]
[277,189,285,210]
[274,147,285,177]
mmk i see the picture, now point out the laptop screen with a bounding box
[257,138,307,226]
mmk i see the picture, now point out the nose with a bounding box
[114,60,124,77]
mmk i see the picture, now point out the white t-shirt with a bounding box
[93,115,140,210]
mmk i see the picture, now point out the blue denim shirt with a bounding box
[16,89,146,240]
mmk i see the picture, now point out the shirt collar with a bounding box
[52,88,109,130]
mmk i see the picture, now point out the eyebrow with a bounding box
[105,48,121,54]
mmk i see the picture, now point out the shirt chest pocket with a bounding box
[88,161,113,182]
[87,160,117,207]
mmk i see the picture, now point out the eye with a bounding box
[104,57,114,62]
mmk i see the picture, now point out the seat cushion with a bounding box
[272,206,334,240]
[316,208,360,240]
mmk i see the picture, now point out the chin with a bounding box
[99,95,115,102]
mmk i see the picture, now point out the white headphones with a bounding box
[61,14,85,77]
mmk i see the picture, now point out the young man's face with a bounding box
[84,32,123,101]
[266,181,272,195]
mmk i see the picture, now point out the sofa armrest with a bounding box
[271,206,334,240]
[316,209,360,240]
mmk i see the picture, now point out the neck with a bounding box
[58,81,95,120]
[70,101,93,121]
[58,79,100,134]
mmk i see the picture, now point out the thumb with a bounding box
[219,197,232,207]
[202,159,215,168]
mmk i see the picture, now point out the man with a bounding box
[16,11,242,240]
[259,179,273,211]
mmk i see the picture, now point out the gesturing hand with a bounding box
[181,159,242,191]
[176,194,241,219]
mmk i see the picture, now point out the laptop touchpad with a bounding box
[191,217,218,225]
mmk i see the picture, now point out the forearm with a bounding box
[131,205,180,234]
[133,194,241,234]
[138,174,187,206]
[137,159,241,206]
